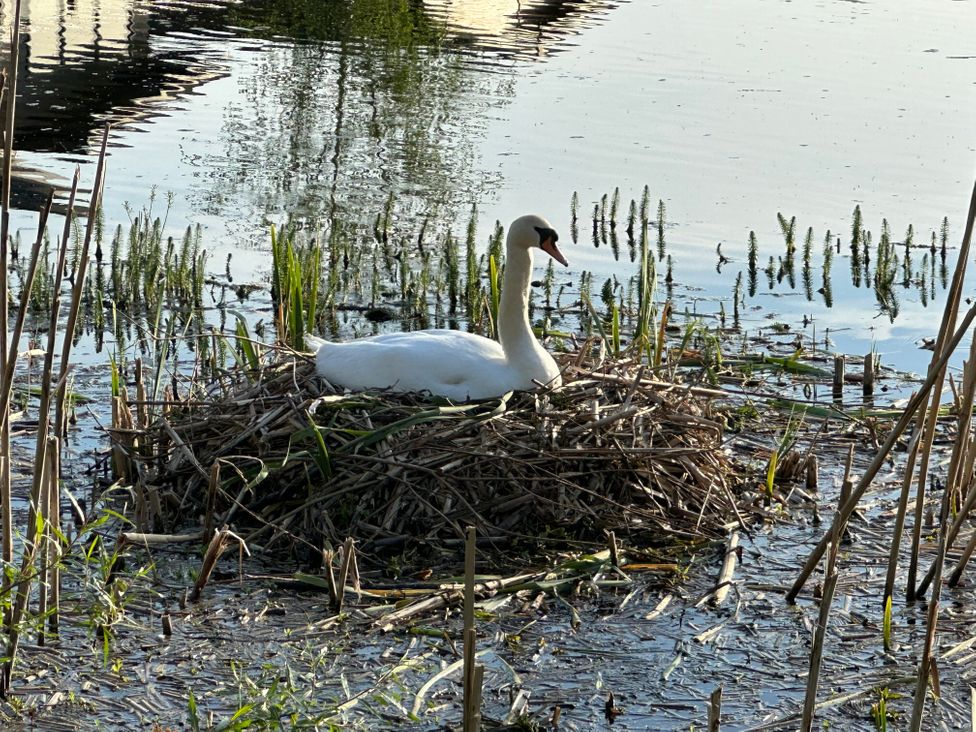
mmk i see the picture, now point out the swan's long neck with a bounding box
[497,243,538,361]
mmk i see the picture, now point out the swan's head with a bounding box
[509,214,568,267]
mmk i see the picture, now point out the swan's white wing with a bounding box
[315,330,520,400]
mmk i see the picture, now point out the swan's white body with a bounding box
[314,214,568,401]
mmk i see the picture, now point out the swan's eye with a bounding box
[534,226,557,245]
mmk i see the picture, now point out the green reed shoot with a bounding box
[640,184,650,228]
[802,226,813,301]
[862,228,871,286]
[611,300,621,358]
[487,220,504,266]
[940,217,950,288]
[902,224,913,286]
[633,220,657,359]
[919,253,929,306]
[733,272,742,329]
[570,191,579,244]
[442,232,460,313]
[778,214,796,288]
[610,187,620,228]
[627,199,636,239]
[487,254,501,340]
[850,205,863,286]
[465,204,479,318]
[233,314,261,372]
[656,199,666,261]
[882,594,892,652]
[270,226,320,350]
[747,231,758,297]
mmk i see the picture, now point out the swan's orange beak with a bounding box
[540,237,568,267]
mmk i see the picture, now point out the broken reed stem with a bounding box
[190,527,250,602]
[712,530,739,607]
[333,537,355,613]
[907,174,976,601]
[805,454,819,493]
[832,355,844,402]
[863,352,875,397]
[787,298,976,603]
[463,526,482,732]
[708,686,722,732]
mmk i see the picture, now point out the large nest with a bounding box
[110,347,746,563]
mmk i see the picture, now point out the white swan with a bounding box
[313,214,568,401]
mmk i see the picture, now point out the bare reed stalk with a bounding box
[801,500,847,732]
[25,170,79,637]
[462,526,483,732]
[0,0,24,594]
[907,175,976,601]
[45,436,60,637]
[55,127,109,441]
[909,521,949,730]
[35,439,52,646]
[883,410,924,605]
[2,129,108,694]
[787,299,976,603]
[711,530,739,607]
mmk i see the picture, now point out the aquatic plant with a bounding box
[747,231,758,297]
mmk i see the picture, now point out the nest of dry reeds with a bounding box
[109,346,747,562]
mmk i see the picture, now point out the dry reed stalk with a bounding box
[3,133,105,689]
[374,572,541,631]
[190,526,250,602]
[909,521,949,730]
[916,332,976,595]
[711,530,739,607]
[46,436,61,637]
[115,352,743,564]
[883,410,924,605]
[787,298,976,603]
[906,176,976,601]
[54,126,109,443]
[801,488,848,732]
[35,438,52,646]
[709,686,722,732]
[462,526,483,732]
[120,531,206,546]
[805,454,818,493]
[0,0,23,588]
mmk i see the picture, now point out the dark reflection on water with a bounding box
[1,0,621,242]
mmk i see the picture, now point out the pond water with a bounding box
[2,2,976,729]
[4,0,975,376]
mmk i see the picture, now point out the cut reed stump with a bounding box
[107,348,746,565]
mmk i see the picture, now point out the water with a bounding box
[2,2,976,728]
[3,0,974,378]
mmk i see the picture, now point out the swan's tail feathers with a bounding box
[303,333,329,352]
